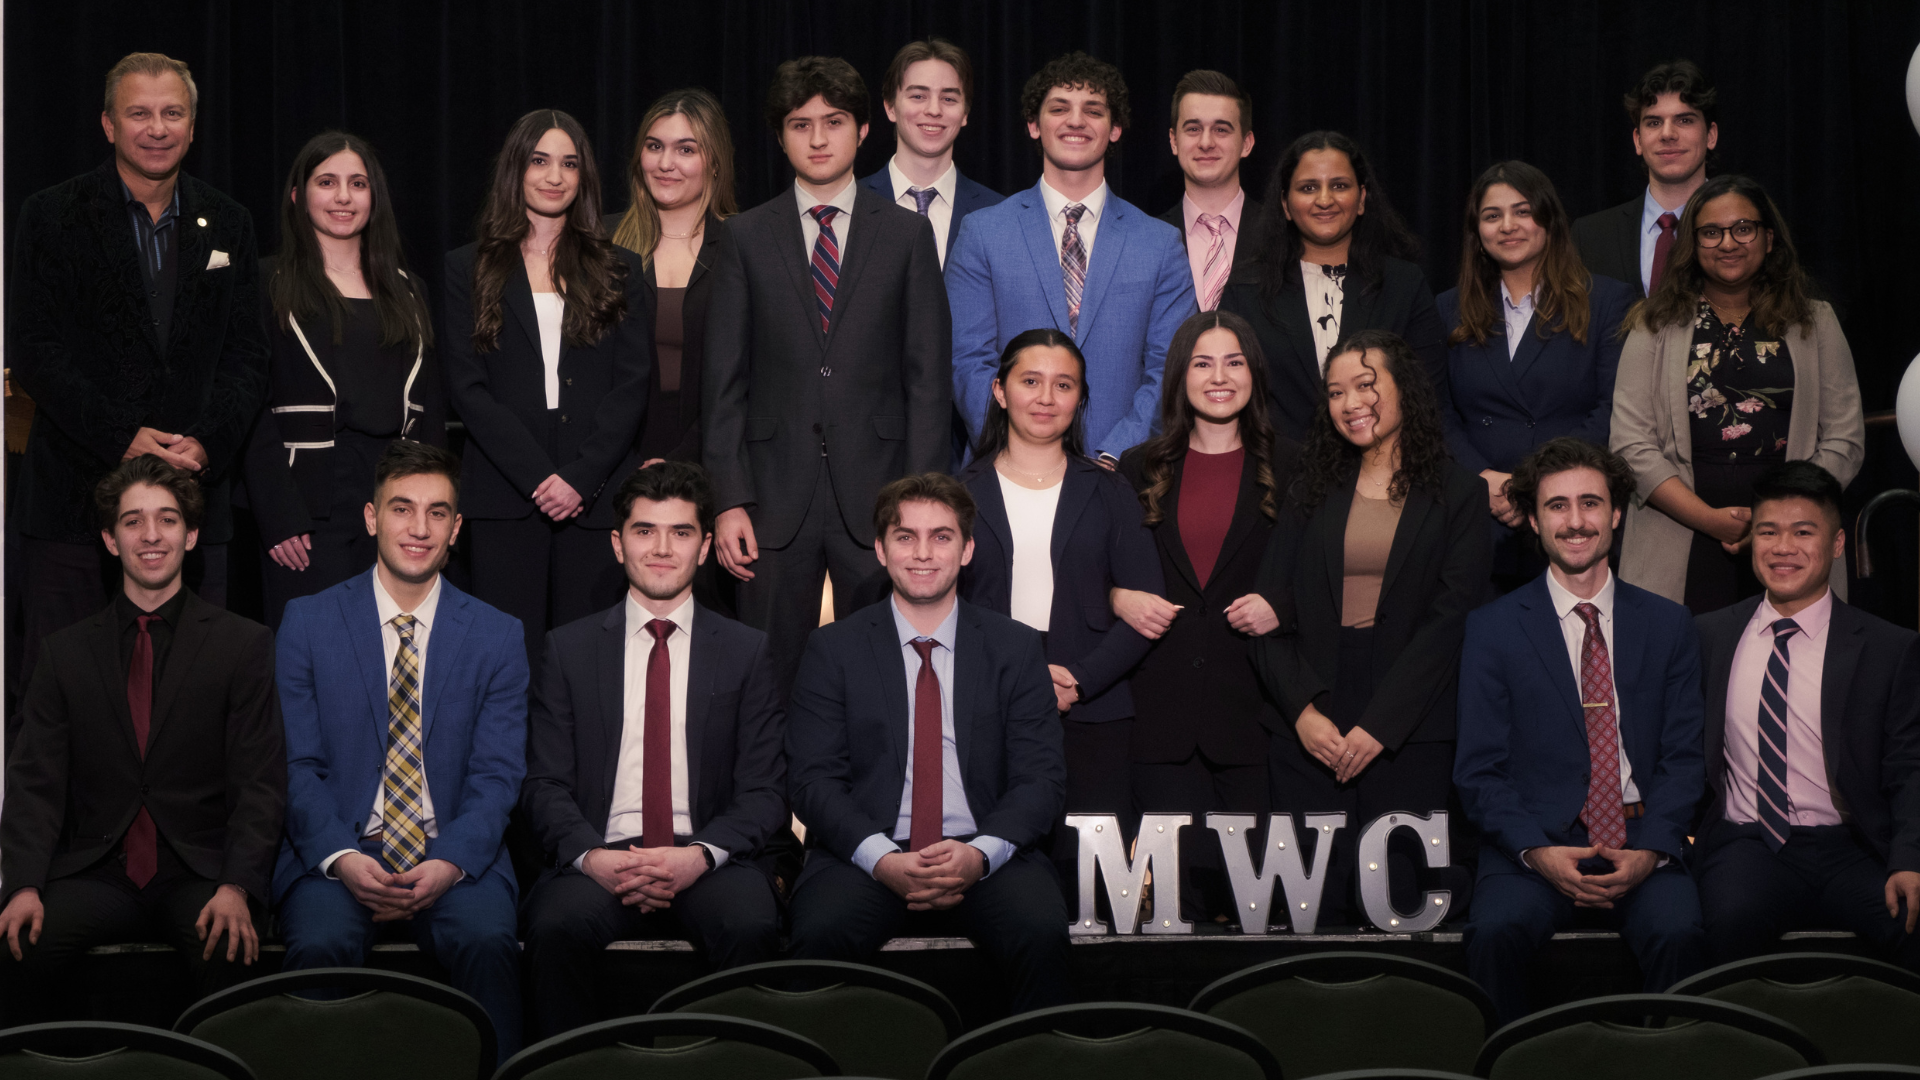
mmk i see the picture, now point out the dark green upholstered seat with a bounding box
[928,1002,1282,1080]
[1475,994,1824,1080]
[1752,1066,1920,1079]
[493,1013,838,1080]
[1670,953,1920,1066]
[0,1021,254,1080]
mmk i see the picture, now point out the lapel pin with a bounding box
[197,217,207,227]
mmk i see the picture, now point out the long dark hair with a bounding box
[470,109,628,353]
[971,328,1090,462]
[1250,130,1419,300]
[1136,310,1278,525]
[1450,160,1592,347]
[270,131,430,350]
[1626,173,1813,335]
[1293,328,1450,512]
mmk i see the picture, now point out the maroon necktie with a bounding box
[909,639,945,852]
[642,619,675,850]
[124,614,159,888]
[809,206,841,336]
[1573,603,1628,850]
[1649,212,1679,295]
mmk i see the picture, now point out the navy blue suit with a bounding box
[1455,572,1707,1021]
[274,569,528,1060]
[1437,277,1632,582]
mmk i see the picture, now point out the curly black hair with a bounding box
[1020,51,1130,138]
[1505,437,1633,523]
[1291,328,1450,512]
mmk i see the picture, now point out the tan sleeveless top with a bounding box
[1341,490,1403,628]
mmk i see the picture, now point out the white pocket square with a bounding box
[206,249,230,270]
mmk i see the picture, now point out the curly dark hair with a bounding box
[766,56,870,131]
[1624,59,1716,127]
[96,454,204,531]
[1292,329,1450,512]
[1505,437,1633,523]
[1135,310,1278,525]
[614,460,715,535]
[1021,51,1130,143]
[1249,131,1420,302]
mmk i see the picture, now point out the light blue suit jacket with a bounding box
[946,180,1195,458]
[272,568,529,901]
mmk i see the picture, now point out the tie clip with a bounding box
[1583,702,1609,708]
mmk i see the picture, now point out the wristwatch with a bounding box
[699,844,717,870]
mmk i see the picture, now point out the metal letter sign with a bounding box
[1207,813,1347,934]
[1064,814,1193,936]
[1355,811,1453,933]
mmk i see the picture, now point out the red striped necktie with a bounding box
[809,205,841,336]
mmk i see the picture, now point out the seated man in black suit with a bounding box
[786,473,1071,1014]
[0,456,285,1023]
[520,461,787,1039]
[1694,461,1920,968]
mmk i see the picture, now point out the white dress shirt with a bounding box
[1039,177,1109,267]
[999,473,1061,632]
[849,597,1014,879]
[1722,590,1840,827]
[1545,569,1643,804]
[887,157,957,266]
[1301,261,1347,374]
[1501,282,1537,360]
[1638,186,1687,296]
[533,292,564,409]
[796,175,859,260]
[1181,188,1245,299]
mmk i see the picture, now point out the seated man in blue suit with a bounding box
[1456,437,1707,1022]
[946,51,1195,465]
[786,473,1072,1014]
[274,440,528,1062]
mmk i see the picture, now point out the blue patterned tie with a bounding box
[1756,618,1800,852]
[908,187,936,216]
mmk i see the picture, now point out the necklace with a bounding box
[1000,455,1064,485]
[660,225,701,240]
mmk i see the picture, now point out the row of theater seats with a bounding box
[1,951,1916,1079]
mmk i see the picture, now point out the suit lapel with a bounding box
[165,183,209,361]
[91,170,163,359]
[89,608,140,759]
[1314,478,1356,614]
[686,213,722,291]
[1820,602,1865,808]
[1203,452,1266,596]
[1701,608,1746,797]
[1616,201,1643,293]
[1509,315,1552,387]
[1050,461,1100,570]
[1519,578,1583,730]
[1073,200,1128,344]
[1611,586,1652,749]
[951,605,981,787]
[1018,188,1075,333]
[867,608,912,782]
[148,593,211,750]
[1274,278,1323,386]
[1475,331,1530,420]
[970,465,1016,581]
[598,605,628,805]
[1160,459,1203,596]
[770,202,828,354]
[344,574,392,756]
[683,606,717,820]
[1378,487,1435,609]
[504,262,543,358]
[823,190,883,352]
[421,589,473,746]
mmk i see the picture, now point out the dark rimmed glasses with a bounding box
[1694,219,1762,247]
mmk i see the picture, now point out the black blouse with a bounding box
[1686,297,1795,464]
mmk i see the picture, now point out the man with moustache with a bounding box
[520,461,786,1040]
[273,440,528,1062]
[1691,461,1920,968]
[0,456,284,1024]
[8,52,268,692]
[947,51,1195,465]
[1158,70,1261,311]
[1455,437,1707,1022]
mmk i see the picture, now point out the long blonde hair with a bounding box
[611,88,738,262]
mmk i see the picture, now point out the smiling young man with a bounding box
[784,474,1072,1013]
[1692,461,1920,970]
[1455,437,1707,1022]
[704,55,951,701]
[947,51,1195,466]
[1158,70,1260,311]
[1573,60,1719,298]
[272,440,529,1063]
[858,39,1004,269]
[8,52,268,692]
[520,461,787,1039]
[0,456,284,1024]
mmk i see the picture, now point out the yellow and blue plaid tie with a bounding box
[380,613,430,872]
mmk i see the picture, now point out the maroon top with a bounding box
[1178,446,1243,587]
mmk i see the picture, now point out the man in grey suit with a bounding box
[704,55,952,697]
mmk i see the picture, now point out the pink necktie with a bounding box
[1197,213,1230,311]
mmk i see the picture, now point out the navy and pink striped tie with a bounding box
[1756,618,1801,852]
[809,205,841,335]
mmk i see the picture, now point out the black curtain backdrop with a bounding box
[8,0,1920,623]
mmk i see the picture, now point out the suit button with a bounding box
[565,377,573,386]
[1480,417,1492,426]
[813,423,822,434]
[1192,658,1205,668]
[1526,421,1535,428]
[140,784,149,795]
[560,414,570,423]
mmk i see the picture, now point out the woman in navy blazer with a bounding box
[1438,160,1630,591]
[958,327,1164,901]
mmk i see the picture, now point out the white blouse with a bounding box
[532,292,565,409]
[998,472,1063,632]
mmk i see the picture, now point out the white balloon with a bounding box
[1910,43,1920,137]
[1899,351,1920,472]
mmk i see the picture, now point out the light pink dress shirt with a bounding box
[1722,590,1842,827]
[1182,189,1245,304]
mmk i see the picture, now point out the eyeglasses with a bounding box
[1694,219,1763,247]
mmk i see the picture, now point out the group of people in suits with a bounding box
[0,41,1912,1048]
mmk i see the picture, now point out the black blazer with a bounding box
[8,160,270,544]
[1253,462,1492,748]
[442,243,651,528]
[241,259,446,546]
[958,456,1163,723]
[1694,596,1920,871]
[1155,197,1266,272]
[703,186,951,547]
[1573,195,1646,299]
[521,601,788,878]
[785,598,1065,887]
[603,210,722,463]
[1219,256,1449,446]
[1119,440,1297,765]
[1,591,286,904]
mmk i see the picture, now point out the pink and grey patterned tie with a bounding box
[1061,203,1088,335]
[1197,213,1230,311]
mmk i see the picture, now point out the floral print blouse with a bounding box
[1686,297,1794,464]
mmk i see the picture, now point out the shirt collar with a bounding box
[121,179,181,224]
[1546,567,1615,622]
[372,568,443,633]
[1039,177,1109,224]
[1751,588,1833,641]
[891,593,959,653]
[116,586,189,629]
[795,175,859,221]
[626,592,696,640]
[1182,188,1245,236]
[887,157,957,206]
[1500,280,1537,314]
[1642,185,1684,233]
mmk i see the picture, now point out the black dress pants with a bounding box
[1050,717,1135,913]
[1698,822,1920,969]
[467,516,627,682]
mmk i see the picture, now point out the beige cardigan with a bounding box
[1610,300,1864,603]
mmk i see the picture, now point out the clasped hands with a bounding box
[874,839,985,912]
[335,853,465,922]
[1295,704,1384,784]
[581,844,710,912]
[1526,845,1658,908]
[125,426,208,472]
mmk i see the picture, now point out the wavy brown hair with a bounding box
[469,109,627,353]
[1625,173,1813,336]
[1293,329,1451,512]
[1449,160,1590,347]
[1135,310,1278,526]
[611,88,738,262]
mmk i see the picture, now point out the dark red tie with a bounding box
[809,206,840,336]
[642,620,675,850]
[125,614,159,888]
[1573,603,1628,850]
[909,639,945,852]
[1649,211,1679,295]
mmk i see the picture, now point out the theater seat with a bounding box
[0,1021,254,1079]
[1296,1072,1481,1080]
[1753,1067,1920,1079]
[492,1013,838,1080]
[1189,951,1499,1076]
[1473,994,1824,1080]
[1669,953,1920,1066]
[173,967,494,1080]
[926,1002,1281,1080]
[648,958,961,1079]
